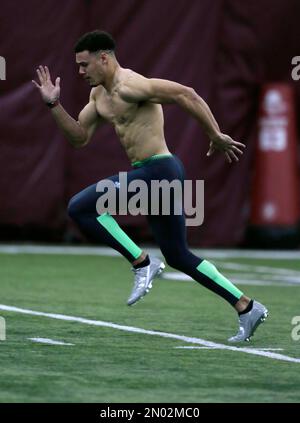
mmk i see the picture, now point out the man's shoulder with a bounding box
[117,69,150,101]
[90,86,104,100]
[119,68,148,86]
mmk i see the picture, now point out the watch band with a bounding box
[46,99,59,108]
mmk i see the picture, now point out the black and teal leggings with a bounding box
[68,154,243,306]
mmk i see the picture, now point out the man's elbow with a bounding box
[72,135,89,148]
[185,87,199,100]
[176,87,199,105]
[69,133,89,148]
[71,124,89,148]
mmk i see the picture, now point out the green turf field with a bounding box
[0,250,300,403]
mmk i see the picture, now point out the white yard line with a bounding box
[1,244,300,260]
[227,273,300,283]
[0,304,299,364]
[0,245,122,257]
[2,244,299,285]
[175,346,284,351]
[229,279,295,287]
[29,338,74,346]
[214,262,300,276]
[244,347,284,351]
[161,272,300,287]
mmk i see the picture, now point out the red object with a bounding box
[251,84,300,226]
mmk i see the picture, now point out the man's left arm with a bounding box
[120,76,245,163]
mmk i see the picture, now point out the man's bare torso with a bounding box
[92,69,170,163]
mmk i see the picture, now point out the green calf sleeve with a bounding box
[97,213,142,260]
[197,260,243,301]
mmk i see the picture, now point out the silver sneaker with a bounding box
[127,257,165,306]
[228,301,268,342]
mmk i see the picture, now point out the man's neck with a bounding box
[102,62,120,93]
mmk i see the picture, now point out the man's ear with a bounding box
[100,52,108,64]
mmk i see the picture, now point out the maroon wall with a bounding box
[1,0,300,246]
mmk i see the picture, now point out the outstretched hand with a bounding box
[32,65,60,104]
[207,133,246,163]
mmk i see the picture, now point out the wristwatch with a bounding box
[46,99,59,108]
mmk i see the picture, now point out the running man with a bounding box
[32,30,268,342]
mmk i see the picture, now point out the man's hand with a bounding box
[32,65,60,104]
[207,133,245,163]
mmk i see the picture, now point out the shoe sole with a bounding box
[128,262,165,305]
[245,310,269,342]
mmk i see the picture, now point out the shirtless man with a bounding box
[32,30,268,342]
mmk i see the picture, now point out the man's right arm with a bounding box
[50,93,102,148]
[32,65,102,148]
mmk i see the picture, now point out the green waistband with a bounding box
[132,153,172,168]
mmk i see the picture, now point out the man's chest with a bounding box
[95,90,138,125]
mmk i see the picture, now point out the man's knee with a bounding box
[162,247,198,271]
[162,249,185,270]
[165,257,180,270]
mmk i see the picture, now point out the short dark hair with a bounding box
[75,30,116,53]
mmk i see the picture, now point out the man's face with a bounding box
[76,50,107,87]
